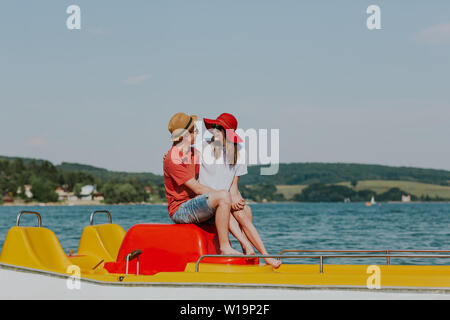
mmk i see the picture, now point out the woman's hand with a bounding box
[231,193,245,211]
[230,176,245,211]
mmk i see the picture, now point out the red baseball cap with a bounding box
[203,113,243,143]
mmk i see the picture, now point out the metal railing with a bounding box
[279,249,450,265]
[16,211,42,227]
[194,251,450,273]
[89,210,112,225]
[195,254,302,273]
[125,249,143,276]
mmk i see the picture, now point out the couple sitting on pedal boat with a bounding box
[163,112,281,268]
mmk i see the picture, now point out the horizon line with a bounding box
[1,155,450,175]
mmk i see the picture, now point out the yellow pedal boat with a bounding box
[0,210,449,299]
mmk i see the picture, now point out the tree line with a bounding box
[2,157,449,204]
[240,163,450,186]
[239,183,447,203]
[291,184,420,202]
[0,158,165,204]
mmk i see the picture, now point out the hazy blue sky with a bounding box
[1,1,449,173]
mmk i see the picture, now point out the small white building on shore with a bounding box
[16,185,33,199]
[401,194,411,202]
[80,185,95,201]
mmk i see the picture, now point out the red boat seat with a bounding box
[104,223,259,275]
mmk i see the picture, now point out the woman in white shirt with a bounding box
[198,113,281,269]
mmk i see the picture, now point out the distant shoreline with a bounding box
[1,200,449,207]
[0,201,168,207]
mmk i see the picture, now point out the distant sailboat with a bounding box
[366,196,376,207]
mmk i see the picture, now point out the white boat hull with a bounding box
[1,263,449,300]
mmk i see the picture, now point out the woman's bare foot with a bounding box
[220,246,243,256]
[240,243,255,255]
[264,257,282,269]
[245,247,256,256]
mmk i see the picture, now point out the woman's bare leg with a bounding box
[207,190,242,255]
[233,205,281,268]
[229,214,255,255]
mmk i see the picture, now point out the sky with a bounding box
[0,1,449,174]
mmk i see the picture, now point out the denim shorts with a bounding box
[171,193,215,224]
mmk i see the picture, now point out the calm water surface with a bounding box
[1,203,449,265]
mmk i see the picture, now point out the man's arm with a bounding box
[184,178,214,195]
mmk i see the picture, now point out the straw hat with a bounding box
[168,112,198,141]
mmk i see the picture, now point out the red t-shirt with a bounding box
[163,145,200,217]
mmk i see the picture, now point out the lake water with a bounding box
[1,203,449,266]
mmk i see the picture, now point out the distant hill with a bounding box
[3,156,450,188]
[56,162,163,185]
[56,162,109,173]
[240,163,450,186]
[0,155,47,164]
[57,162,450,187]
[0,156,163,186]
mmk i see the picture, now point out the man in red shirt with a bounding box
[163,112,241,256]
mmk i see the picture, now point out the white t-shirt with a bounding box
[198,141,247,191]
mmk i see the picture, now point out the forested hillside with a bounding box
[240,163,450,186]
[2,156,450,203]
[57,162,163,185]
